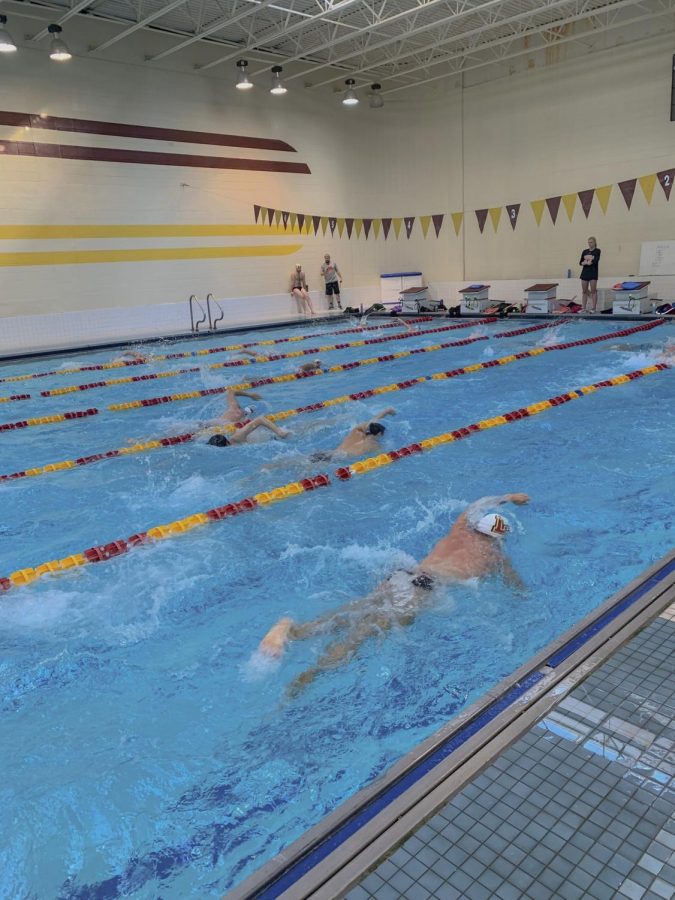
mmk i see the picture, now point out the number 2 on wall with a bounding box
[664,174,671,186]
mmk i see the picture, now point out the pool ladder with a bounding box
[189,293,225,333]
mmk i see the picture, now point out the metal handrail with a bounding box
[206,293,225,331]
[189,294,208,333]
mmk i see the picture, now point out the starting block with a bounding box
[524,283,558,313]
[612,281,651,314]
[399,286,431,313]
[459,284,491,314]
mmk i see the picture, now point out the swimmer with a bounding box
[289,263,315,317]
[113,349,149,364]
[310,408,396,463]
[601,340,675,361]
[259,493,530,693]
[219,388,263,424]
[238,350,323,374]
[205,416,290,447]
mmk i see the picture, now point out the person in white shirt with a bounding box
[320,254,343,310]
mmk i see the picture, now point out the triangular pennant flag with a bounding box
[312,216,321,236]
[530,199,545,226]
[657,169,675,200]
[296,213,305,232]
[475,209,488,234]
[506,204,520,229]
[618,179,636,209]
[328,217,336,236]
[392,218,403,239]
[595,185,612,214]
[404,216,415,238]
[306,215,313,234]
[373,219,382,239]
[545,196,561,224]
[639,174,657,205]
[382,218,392,240]
[355,219,363,238]
[259,207,267,226]
[562,193,577,222]
[363,218,372,239]
[488,207,501,232]
[289,212,297,232]
[253,204,261,223]
[420,215,432,238]
[281,211,290,230]
[449,212,462,236]
[577,189,594,218]
[432,213,445,237]
[337,218,345,238]
[345,218,354,239]
[267,208,275,226]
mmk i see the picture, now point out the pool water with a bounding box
[0,317,673,898]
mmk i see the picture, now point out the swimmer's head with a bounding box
[475,513,510,538]
[367,422,385,436]
[207,434,230,447]
[295,262,302,270]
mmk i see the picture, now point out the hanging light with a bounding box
[235,59,253,90]
[48,24,72,61]
[369,83,384,109]
[342,78,359,106]
[270,66,287,95]
[0,15,17,53]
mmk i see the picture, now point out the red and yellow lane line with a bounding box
[0,317,436,385]
[0,318,664,484]
[1,362,669,594]
[36,318,493,398]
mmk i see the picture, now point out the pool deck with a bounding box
[228,549,675,900]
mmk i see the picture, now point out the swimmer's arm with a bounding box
[372,407,396,421]
[462,493,530,527]
[501,557,526,593]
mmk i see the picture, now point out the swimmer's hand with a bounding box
[508,493,530,505]
[382,407,396,416]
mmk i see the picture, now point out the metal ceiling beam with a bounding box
[384,0,675,92]
[90,0,190,52]
[30,0,97,42]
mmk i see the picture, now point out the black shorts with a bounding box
[580,270,598,282]
[325,281,340,296]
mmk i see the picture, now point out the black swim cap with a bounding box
[208,434,230,447]
[367,422,385,436]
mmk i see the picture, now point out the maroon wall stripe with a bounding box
[0,110,297,153]
[0,140,311,174]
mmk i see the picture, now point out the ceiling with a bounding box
[3,0,674,94]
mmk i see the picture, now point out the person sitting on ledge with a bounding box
[258,492,530,693]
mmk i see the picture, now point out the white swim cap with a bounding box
[475,513,510,538]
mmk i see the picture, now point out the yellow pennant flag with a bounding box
[489,207,502,232]
[303,215,311,235]
[354,219,363,238]
[639,174,657,205]
[337,218,345,238]
[320,217,328,236]
[372,219,381,239]
[420,215,432,238]
[289,213,298,233]
[274,210,282,227]
[562,193,577,221]
[259,208,267,227]
[392,218,403,239]
[451,212,464,236]
[595,185,612,214]
[530,200,546,226]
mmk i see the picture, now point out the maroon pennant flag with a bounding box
[577,189,594,218]
[267,208,275,226]
[297,213,305,231]
[432,214,444,237]
[363,218,372,239]
[329,217,337,236]
[312,215,321,236]
[505,204,520,230]
[382,218,392,240]
[545,196,561,224]
[618,179,637,209]
[253,204,261,223]
[345,218,354,238]
[657,169,675,200]
[475,209,488,234]
[281,211,290,229]
[404,216,415,238]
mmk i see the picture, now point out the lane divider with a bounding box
[1,361,669,593]
[0,319,664,483]
[0,393,31,403]
[37,319,496,398]
[0,408,99,432]
[0,317,436,385]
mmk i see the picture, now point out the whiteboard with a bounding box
[639,240,675,275]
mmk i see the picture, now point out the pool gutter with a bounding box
[226,548,675,900]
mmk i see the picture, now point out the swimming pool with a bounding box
[0,316,673,897]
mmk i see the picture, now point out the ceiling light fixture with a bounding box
[0,15,17,53]
[235,59,253,90]
[48,24,72,61]
[369,83,384,109]
[270,65,287,95]
[342,78,359,106]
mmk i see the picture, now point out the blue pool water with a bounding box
[0,317,673,898]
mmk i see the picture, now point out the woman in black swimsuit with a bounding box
[579,236,601,313]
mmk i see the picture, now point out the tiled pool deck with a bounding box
[346,603,675,900]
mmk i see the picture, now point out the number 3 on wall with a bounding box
[510,209,516,219]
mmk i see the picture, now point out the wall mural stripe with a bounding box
[0,225,296,240]
[0,245,303,268]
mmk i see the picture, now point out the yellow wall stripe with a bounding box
[0,244,303,268]
[0,225,298,240]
